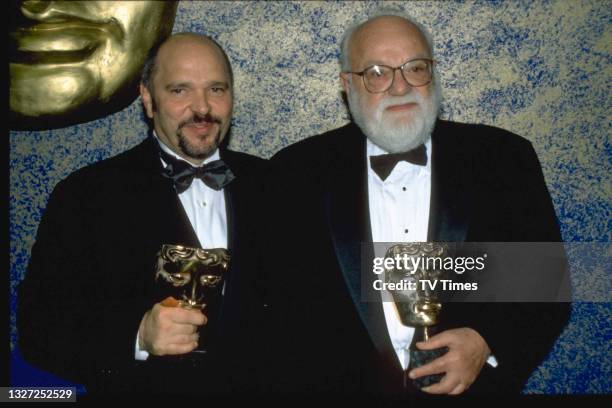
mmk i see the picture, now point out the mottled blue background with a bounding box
[9,1,611,394]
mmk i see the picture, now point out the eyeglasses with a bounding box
[346,58,434,93]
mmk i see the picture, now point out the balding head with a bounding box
[141,32,234,96]
[340,11,434,72]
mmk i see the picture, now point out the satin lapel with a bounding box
[136,136,201,248]
[218,166,236,312]
[222,180,236,253]
[428,121,471,243]
[324,129,399,370]
[207,150,237,338]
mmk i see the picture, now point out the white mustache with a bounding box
[377,94,423,113]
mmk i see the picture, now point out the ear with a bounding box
[339,72,351,95]
[139,83,154,119]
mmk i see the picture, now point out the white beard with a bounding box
[347,78,441,153]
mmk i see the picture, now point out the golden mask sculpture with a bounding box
[9,0,178,130]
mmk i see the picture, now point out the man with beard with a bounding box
[18,33,266,397]
[266,12,569,395]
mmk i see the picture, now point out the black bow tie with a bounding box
[369,144,427,181]
[158,148,235,193]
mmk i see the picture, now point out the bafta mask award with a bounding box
[154,244,229,353]
[384,242,450,389]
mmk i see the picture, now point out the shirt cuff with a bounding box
[486,354,498,368]
[135,331,149,361]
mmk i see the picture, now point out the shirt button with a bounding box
[402,187,407,191]
[201,201,207,207]
[404,229,409,233]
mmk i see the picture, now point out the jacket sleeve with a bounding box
[450,134,571,392]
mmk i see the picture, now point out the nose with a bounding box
[388,68,412,96]
[191,92,210,116]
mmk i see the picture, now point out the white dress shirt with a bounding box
[367,138,497,370]
[135,133,228,360]
[367,138,431,370]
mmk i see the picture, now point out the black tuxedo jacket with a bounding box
[265,120,570,395]
[17,136,268,396]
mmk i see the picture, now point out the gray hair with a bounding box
[340,8,435,72]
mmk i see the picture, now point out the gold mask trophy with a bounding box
[154,244,229,354]
[384,242,450,389]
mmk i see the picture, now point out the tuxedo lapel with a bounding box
[207,149,245,345]
[131,136,201,249]
[220,151,236,254]
[428,121,471,243]
[174,203,202,248]
[217,149,241,303]
[323,132,370,305]
[324,126,400,371]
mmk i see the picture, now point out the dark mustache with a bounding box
[179,113,221,128]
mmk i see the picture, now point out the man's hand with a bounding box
[408,327,490,395]
[138,297,207,356]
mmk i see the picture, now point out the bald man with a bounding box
[267,11,570,395]
[18,33,267,396]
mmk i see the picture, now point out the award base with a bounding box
[406,346,449,389]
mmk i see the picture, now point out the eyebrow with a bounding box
[208,81,229,88]
[164,80,230,89]
[361,55,432,68]
[165,82,192,90]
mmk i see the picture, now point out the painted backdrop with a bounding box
[10,0,611,393]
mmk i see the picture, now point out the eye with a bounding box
[170,88,185,95]
[210,86,227,94]
[406,61,428,73]
[368,66,386,77]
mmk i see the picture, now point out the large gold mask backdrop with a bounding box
[9,1,610,393]
[9,0,178,129]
